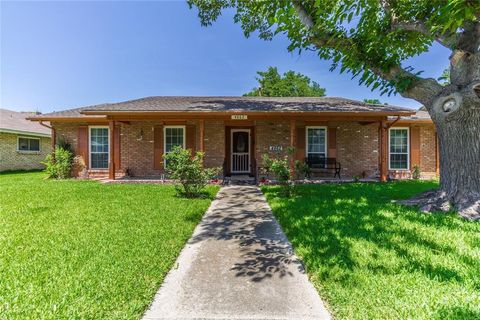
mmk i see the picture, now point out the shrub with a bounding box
[412,165,421,180]
[263,154,294,196]
[56,137,73,153]
[294,160,311,179]
[43,146,74,179]
[164,146,219,197]
[261,153,274,180]
[262,153,273,174]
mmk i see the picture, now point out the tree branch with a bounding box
[390,21,459,50]
[291,0,314,29]
[380,0,459,51]
[292,0,443,105]
[369,66,443,105]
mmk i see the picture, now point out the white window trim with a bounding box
[305,126,328,158]
[388,127,410,171]
[163,125,186,167]
[17,136,41,152]
[89,126,110,170]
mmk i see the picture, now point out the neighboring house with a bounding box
[0,109,52,172]
[28,96,439,180]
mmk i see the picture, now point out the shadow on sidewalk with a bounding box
[188,186,304,282]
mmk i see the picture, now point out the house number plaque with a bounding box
[269,145,283,152]
[231,115,248,120]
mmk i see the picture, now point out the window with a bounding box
[17,137,40,152]
[90,127,109,169]
[306,126,327,164]
[389,128,409,170]
[164,126,185,166]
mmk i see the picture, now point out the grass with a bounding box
[262,181,480,320]
[0,171,219,319]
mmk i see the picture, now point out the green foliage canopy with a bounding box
[363,98,382,104]
[189,0,479,104]
[244,66,326,97]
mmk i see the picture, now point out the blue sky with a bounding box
[1,1,450,113]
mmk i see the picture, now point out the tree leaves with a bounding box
[243,66,326,97]
[189,0,477,97]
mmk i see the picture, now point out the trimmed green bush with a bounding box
[43,146,74,179]
[164,146,219,197]
[263,154,294,196]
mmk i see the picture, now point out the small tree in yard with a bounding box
[263,154,295,196]
[190,0,480,219]
[164,146,219,197]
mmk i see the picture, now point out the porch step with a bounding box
[223,175,256,186]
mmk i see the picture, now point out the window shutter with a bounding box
[77,126,89,168]
[186,125,196,152]
[295,127,306,161]
[154,126,163,170]
[328,127,337,158]
[410,126,420,168]
[114,126,121,170]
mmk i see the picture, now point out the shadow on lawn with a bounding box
[263,181,479,286]
[188,186,304,282]
[435,305,480,319]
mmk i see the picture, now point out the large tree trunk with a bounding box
[435,103,480,218]
[290,3,480,219]
[401,83,480,219]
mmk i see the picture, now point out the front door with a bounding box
[231,129,250,174]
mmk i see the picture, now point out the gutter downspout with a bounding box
[39,121,53,129]
[386,115,401,129]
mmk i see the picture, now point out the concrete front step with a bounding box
[223,175,256,185]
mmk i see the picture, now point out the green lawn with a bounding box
[262,181,480,320]
[0,171,218,319]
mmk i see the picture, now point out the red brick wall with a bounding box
[203,120,225,169]
[52,123,82,151]
[334,121,380,178]
[420,125,437,175]
[119,121,200,176]
[254,120,291,163]
[119,122,157,176]
[53,119,438,180]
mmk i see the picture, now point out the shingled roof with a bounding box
[388,109,432,122]
[0,109,51,136]
[81,96,415,113]
[30,96,416,120]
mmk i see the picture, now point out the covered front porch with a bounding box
[90,113,397,183]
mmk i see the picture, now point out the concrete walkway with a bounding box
[143,185,331,320]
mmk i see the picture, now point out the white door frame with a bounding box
[230,129,251,174]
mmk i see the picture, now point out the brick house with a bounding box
[0,109,52,172]
[28,97,439,181]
